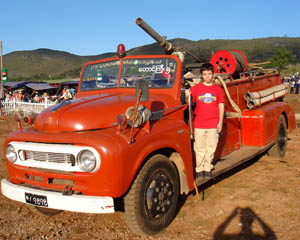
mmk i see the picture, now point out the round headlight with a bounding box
[6,144,17,163]
[77,150,96,172]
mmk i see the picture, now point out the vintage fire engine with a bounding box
[1,18,296,235]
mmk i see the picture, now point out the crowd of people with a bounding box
[284,72,300,94]
[3,88,76,104]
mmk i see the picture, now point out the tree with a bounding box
[269,47,292,72]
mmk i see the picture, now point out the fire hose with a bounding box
[215,75,242,118]
[244,83,288,109]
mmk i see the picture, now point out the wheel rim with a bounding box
[144,170,175,221]
[278,124,287,152]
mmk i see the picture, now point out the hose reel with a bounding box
[210,50,248,77]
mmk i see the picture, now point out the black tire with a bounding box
[267,115,287,158]
[34,206,62,216]
[124,154,179,236]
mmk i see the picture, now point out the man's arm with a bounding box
[217,102,224,133]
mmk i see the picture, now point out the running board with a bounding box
[195,144,273,186]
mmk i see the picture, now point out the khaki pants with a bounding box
[194,128,219,172]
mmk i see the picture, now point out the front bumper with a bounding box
[1,179,114,214]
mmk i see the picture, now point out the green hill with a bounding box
[3,37,300,81]
[3,49,116,81]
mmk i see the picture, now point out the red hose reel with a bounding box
[210,50,248,76]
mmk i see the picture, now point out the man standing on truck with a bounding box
[186,63,224,179]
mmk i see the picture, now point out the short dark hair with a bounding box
[200,63,214,74]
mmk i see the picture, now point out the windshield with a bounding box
[80,57,177,91]
[120,58,176,88]
[81,60,120,91]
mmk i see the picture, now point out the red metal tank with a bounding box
[210,50,248,76]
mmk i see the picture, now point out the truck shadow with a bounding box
[213,207,277,240]
[175,153,266,220]
[192,153,265,201]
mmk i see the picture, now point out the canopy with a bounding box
[61,81,79,85]
[3,81,29,89]
[25,83,57,91]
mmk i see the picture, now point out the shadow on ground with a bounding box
[213,207,277,240]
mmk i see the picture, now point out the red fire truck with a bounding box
[1,18,296,236]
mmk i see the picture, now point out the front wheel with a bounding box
[124,154,179,236]
[268,115,287,158]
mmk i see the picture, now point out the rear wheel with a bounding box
[124,154,179,236]
[268,115,287,158]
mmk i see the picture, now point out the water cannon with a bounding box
[136,18,174,53]
[136,18,201,63]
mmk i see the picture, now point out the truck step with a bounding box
[194,144,272,186]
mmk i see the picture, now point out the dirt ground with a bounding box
[0,94,300,240]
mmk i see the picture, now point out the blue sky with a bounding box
[2,0,300,56]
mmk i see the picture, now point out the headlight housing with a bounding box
[6,144,17,163]
[76,150,97,172]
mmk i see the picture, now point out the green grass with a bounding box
[283,63,300,76]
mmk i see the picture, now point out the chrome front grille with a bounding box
[25,150,75,165]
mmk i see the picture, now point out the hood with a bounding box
[33,93,147,132]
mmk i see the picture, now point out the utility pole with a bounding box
[0,40,3,99]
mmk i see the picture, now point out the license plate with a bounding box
[25,192,48,207]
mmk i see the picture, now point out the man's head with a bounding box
[200,63,214,75]
[200,63,214,84]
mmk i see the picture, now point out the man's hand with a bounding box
[217,102,225,133]
[185,89,191,97]
[217,122,222,133]
[185,89,191,104]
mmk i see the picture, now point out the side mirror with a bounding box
[136,79,149,102]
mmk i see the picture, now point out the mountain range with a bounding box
[3,37,300,81]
